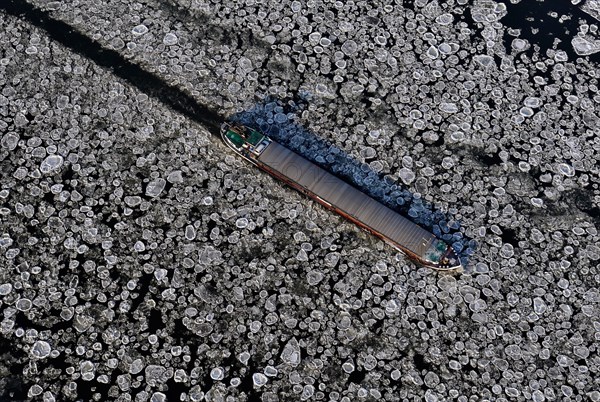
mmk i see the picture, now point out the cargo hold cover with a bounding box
[257,141,435,256]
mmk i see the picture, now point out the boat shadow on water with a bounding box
[228,96,476,272]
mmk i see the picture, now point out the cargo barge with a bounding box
[221,123,462,271]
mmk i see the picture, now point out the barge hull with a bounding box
[256,141,436,257]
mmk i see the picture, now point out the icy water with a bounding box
[2,0,600,401]
[2,0,224,132]
[500,0,600,60]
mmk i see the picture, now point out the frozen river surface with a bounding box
[1,0,600,400]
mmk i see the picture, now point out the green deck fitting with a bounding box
[247,129,264,145]
[226,130,244,147]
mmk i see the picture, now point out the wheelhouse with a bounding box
[221,123,270,157]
